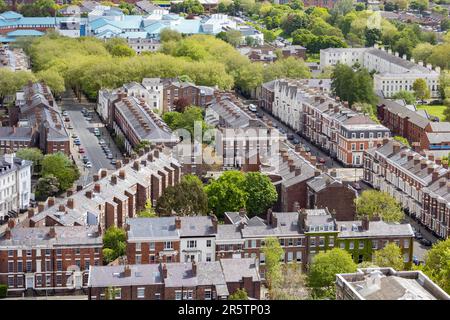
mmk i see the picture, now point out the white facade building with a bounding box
[0,154,32,219]
[320,47,440,98]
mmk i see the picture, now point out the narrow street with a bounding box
[60,90,123,186]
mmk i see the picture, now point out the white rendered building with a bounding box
[320,47,440,98]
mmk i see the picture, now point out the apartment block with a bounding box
[336,268,450,300]
[320,47,440,98]
[163,80,215,112]
[363,139,449,238]
[24,145,182,232]
[88,258,261,300]
[0,224,103,296]
[0,153,32,220]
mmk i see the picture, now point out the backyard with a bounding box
[416,104,447,121]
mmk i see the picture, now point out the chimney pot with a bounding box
[175,216,181,229]
[67,198,75,209]
[94,183,101,193]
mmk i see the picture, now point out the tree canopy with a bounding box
[41,152,80,192]
[228,288,249,300]
[354,190,404,222]
[103,226,127,264]
[422,239,450,294]
[374,243,405,270]
[262,237,284,291]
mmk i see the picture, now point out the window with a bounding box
[205,289,212,300]
[319,237,325,247]
[251,240,256,248]
[136,255,142,264]
[175,291,182,300]
[46,260,52,271]
[155,293,161,300]
[360,143,364,150]
[56,249,62,256]
[359,241,365,249]
[137,287,145,299]
[349,241,354,249]
[115,288,122,299]
[8,250,14,257]
[187,240,197,248]
[164,242,173,250]
[287,252,293,262]
[45,249,51,256]
[206,240,212,248]
[85,261,90,270]
[403,239,410,249]
[206,253,212,262]
[57,260,63,271]
[166,256,172,263]
[8,261,14,272]
[8,276,14,287]
[26,261,32,272]
[26,250,32,257]
[329,237,334,247]
[75,248,80,255]
[288,238,293,246]
[149,255,155,263]
[372,240,378,249]
[351,133,356,139]
[17,261,23,272]
[369,132,374,139]
[377,132,382,138]
[351,143,356,151]
[260,252,265,264]
[46,274,51,286]
[296,238,302,246]
[149,242,155,250]
[310,238,316,247]
[56,274,62,286]
[36,275,42,287]
[75,259,81,268]
[135,243,141,252]
[296,251,302,262]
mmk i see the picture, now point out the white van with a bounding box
[248,104,257,112]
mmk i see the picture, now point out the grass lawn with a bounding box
[416,104,447,121]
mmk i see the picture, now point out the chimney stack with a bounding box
[38,202,45,213]
[298,208,307,231]
[93,174,100,182]
[162,263,168,279]
[67,198,75,209]
[239,208,246,218]
[47,227,56,238]
[85,190,93,199]
[362,215,369,231]
[119,169,126,179]
[76,185,83,191]
[175,216,181,229]
[392,142,401,154]
[111,174,117,185]
[4,228,11,240]
[192,261,197,276]
[58,204,65,212]
[94,183,101,193]
[211,214,218,233]
[100,169,107,179]
[123,265,131,278]
[115,160,122,169]
[133,161,140,171]
[7,219,15,229]
[28,207,36,218]
[47,197,55,207]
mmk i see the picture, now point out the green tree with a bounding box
[103,226,127,264]
[0,0,7,12]
[0,69,35,106]
[228,288,249,300]
[137,199,157,218]
[422,239,450,294]
[34,175,60,201]
[280,12,311,35]
[19,0,56,17]
[16,147,44,174]
[354,190,404,222]
[307,248,357,299]
[244,172,278,216]
[262,237,284,291]
[160,28,182,42]
[156,175,209,216]
[41,152,80,192]
[162,106,208,137]
[263,56,311,83]
[392,90,417,105]
[364,28,382,47]
[171,0,205,14]
[374,243,405,270]
[271,264,310,300]
[36,69,65,97]
[410,0,429,12]
[393,136,411,147]
[224,29,243,48]
[413,78,430,103]
[204,171,248,218]
[133,140,151,153]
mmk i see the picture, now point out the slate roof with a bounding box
[336,220,414,238]
[88,264,163,287]
[220,258,260,282]
[426,132,450,144]
[428,122,450,132]
[0,127,33,141]
[306,172,341,192]
[378,98,430,129]
[164,261,227,289]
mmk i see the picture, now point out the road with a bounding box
[403,214,439,262]
[60,91,123,186]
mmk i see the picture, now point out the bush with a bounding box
[0,284,7,298]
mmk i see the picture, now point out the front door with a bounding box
[25,275,34,289]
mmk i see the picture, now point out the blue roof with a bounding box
[7,29,45,37]
[118,31,149,39]
[0,11,23,20]
[17,17,58,25]
[0,37,16,43]
[173,20,201,34]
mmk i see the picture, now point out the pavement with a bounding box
[60,90,123,186]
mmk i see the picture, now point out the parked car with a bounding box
[104,148,111,154]
[107,153,113,159]
[82,155,89,163]
[81,108,87,114]
[293,138,300,145]
[256,113,263,119]
[419,238,432,246]
[79,147,85,153]
[415,232,423,240]
[74,140,81,146]
[84,161,92,168]
[352,182,362,190]
[72,134,78,139]
[67,124,73,130]
[62,111,68,117]
[304,146,311,152]
[85,116,93,121]
[99,139,106,145]
[248,104,257,112]
[64,117,70,122]
[318,157,326,164]
[111,159,117,165]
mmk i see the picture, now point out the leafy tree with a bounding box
[19,0,57,17]
[412,42,434,64]
[137,199,157,218]
[270,264,310,300]
[413,78,430,103]
[374,243,405,270]
[204,171,248,218]
[422,239,450,294]
[263,56,311,83]
[392,90,417,105]
[162,106,208,137]
[34,175,60,201]
[36,69,65,97]
[292,30,347,54]
[224,29,243,48]
[171,0,205,14]
[410,0,429,12]
[364,28,381,47]
[280,12,311,36]
[307,248,357,299]
[393,136,411,148]
[228,288,249,300]
[105,38,135,57]
[103,226,127,264]
[262,237,284,291]
[244,172,278,216]
[133,140,150,153]
[41,152,80,192]
[0,69,35,106]
[355,2,365,11]
[331,63,377,106]
[16,148,44,174]
[330,0,354,24]
[156,175,209,216]
[160,28,182,42]
[0,0,6,12]
[354,190,404,222]
[441,18,450,32]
